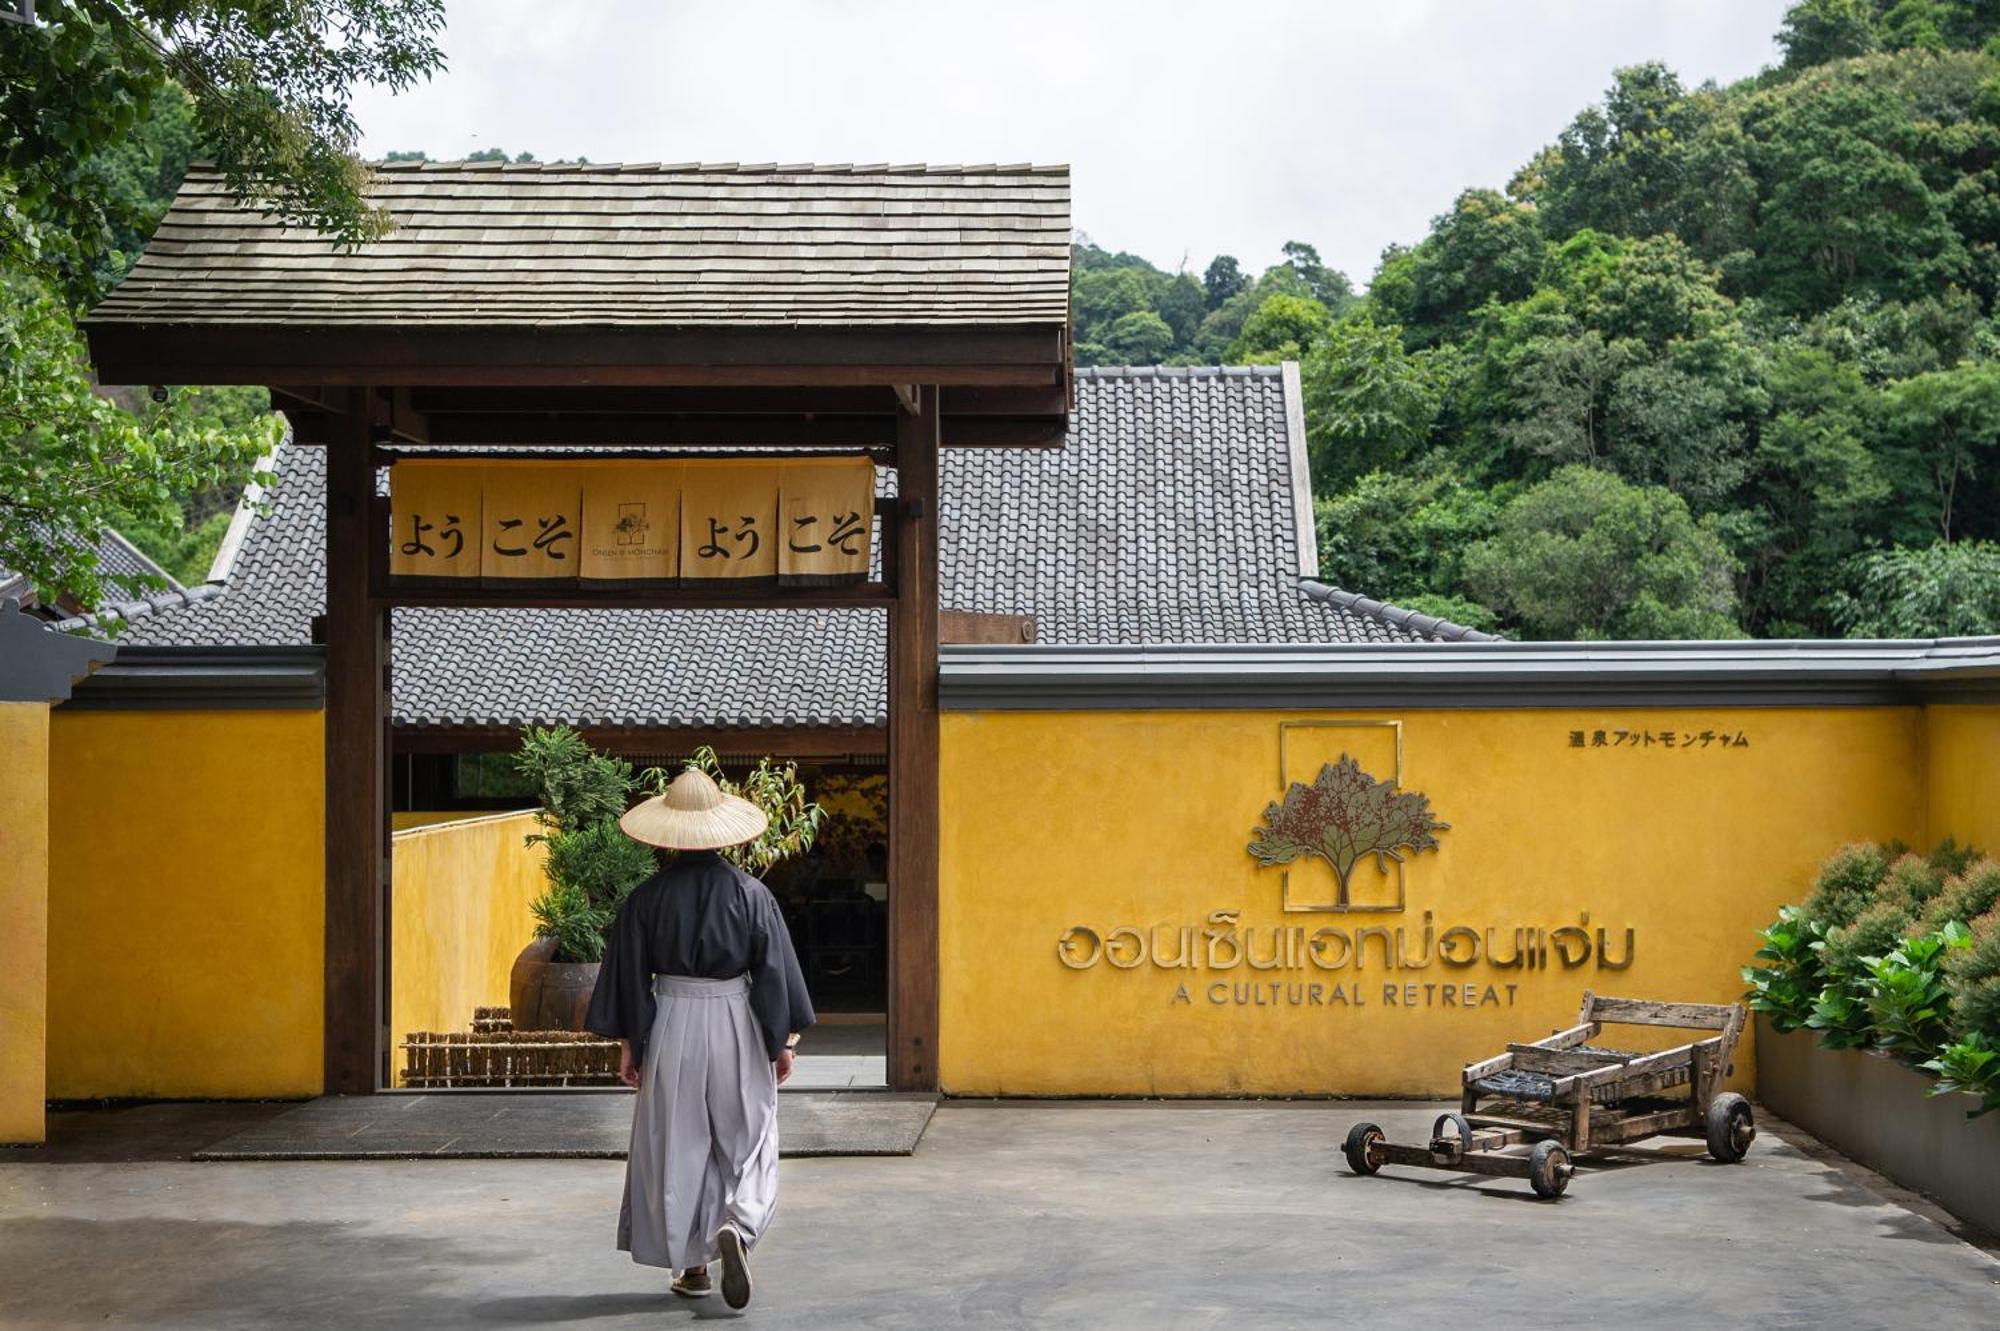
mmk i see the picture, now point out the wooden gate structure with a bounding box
[85,161,1073,1093]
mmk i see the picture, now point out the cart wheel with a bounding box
[1342,1122,1384,1176]
[1527,1140,1573,1198]
[1429,1111,1474,1163]
[1705,1092,1755,1163]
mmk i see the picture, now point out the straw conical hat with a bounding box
[619,768,769,850]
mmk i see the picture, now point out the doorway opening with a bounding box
[389,745,890,1092]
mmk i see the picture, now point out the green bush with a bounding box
[513,725,634,836]
[1923,1032,2000,1118]
[543,819,654,917]
[1753,839,1999,1104]
[1926,836,1984,881]
[1878,853,1949,916]
[1800,842,1894,931]
[513,726,644,964]
[1945,908,2000,1045]
[529,881,614,965]
[1860,923,1970,1059]
[1818,896,1915,977]
[1923,859,2000,931]
[1742,905,1826,1031]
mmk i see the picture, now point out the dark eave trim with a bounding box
[63,645,327,710]
[82,322,1068,390]
[393,721,886,757]
[937,639,2000,711]
[0,601,118,704]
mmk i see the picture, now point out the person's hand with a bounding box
[618,1040,641,1089]
[775,1049,795,1086]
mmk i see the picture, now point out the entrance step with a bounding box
[190,1091,934,1161]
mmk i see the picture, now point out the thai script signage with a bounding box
[388,457,874,586]
[1056,721,1636,1012]
[1056,911,1634,1010]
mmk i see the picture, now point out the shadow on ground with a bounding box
[16,1101,296,1163]
[0,1216,520,1327]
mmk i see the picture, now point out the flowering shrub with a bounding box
[1746,838,1999,1117]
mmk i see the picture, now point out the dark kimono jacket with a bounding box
[584,850,814,1062]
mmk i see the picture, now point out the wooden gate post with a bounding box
[889,386,941,1091]
[323,388,389,1093]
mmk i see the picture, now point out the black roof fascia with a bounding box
[936,639,2000,710]
[63,645,326,710]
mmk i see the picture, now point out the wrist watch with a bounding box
[784,1033,801,1052]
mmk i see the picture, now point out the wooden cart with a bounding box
[1342,991,1754,1198]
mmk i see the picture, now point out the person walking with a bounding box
[585,767,815,1311]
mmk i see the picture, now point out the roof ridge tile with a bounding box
[1298,580,1501,643]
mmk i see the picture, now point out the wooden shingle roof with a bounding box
[88,161,1073,329]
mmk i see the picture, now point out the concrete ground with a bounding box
[790,1019,886,1090]
[3,1100,1997,1329]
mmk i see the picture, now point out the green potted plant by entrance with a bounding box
[508,726,655,1030]
[507,730,827,1031]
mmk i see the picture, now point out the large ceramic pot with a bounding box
[509,936,600,1032]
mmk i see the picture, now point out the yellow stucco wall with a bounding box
[1926,704,2000,854]
[0,703,51,1142]
[938,707,1926,1097]
[46,709,325,1100]
[389,809,544,1083]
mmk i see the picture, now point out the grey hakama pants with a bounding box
[618,974,781,1272]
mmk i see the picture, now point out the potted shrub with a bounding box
[508,726,654,1030]
[507,731,826,1031]
[1744,838,2000,1233]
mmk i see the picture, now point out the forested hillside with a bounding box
[74,0,2000,639]
[1076,0,2000,639]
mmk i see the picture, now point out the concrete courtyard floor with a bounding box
[3,1099,1997,1329]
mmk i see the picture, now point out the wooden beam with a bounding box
[419,413,899,448]
[392,723,886,757]
[408,383,1067,418]
[409,413,1062,449]
[409,386,906,415]
[888,385,941,1093]
[272,385,349,416]
[83,323,1068,389]
[323,386,389,1094]
[384,386,430,445]
[940,611,1036,644]
[376,580,895,610]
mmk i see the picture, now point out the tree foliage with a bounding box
[0,245,278,607]
[0,1,444,608]
[1461,466,1743,640]
[1830,540,2000,635]
[1070,237,1352,367]
[1065,4,2000,640]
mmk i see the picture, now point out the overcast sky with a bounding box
[350,1,1792,287]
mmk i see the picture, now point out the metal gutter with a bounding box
[937,638,2000,710]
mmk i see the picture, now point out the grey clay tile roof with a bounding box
[86,162,1071,329]
[2,524,185,611]
[99,366,1489,730]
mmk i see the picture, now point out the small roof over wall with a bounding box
[84,162,1073,446]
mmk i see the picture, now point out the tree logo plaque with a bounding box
[1249,749,1449,913]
